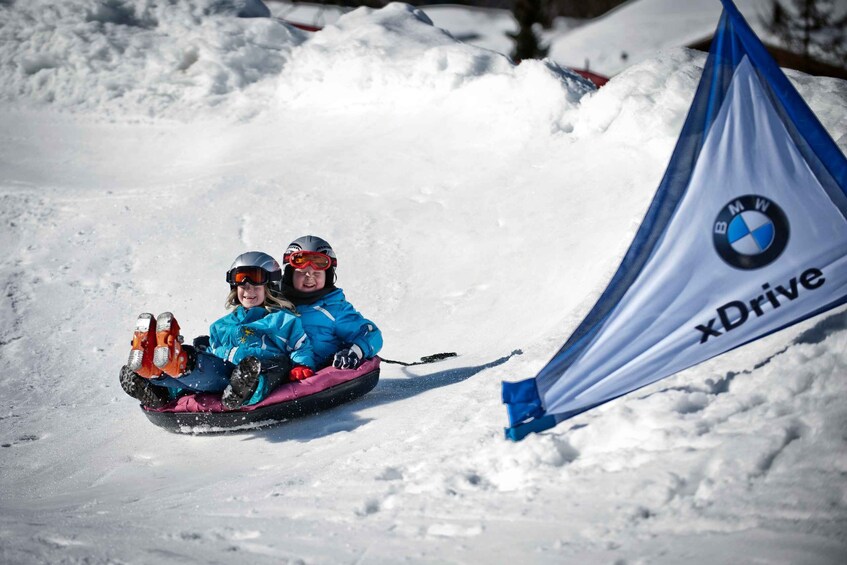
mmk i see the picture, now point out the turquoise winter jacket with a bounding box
[209,305,315,369]
[294,288,382,365]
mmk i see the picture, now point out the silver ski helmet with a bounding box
[226,251,282,289]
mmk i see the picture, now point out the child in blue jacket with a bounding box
[120,251,316,410]
[279,235,382,372]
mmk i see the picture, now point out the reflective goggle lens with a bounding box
[228,266,269,286]
[287,251,332,270]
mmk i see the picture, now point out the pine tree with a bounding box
[761,0,847,67]
[509,0,549,62]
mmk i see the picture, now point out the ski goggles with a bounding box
[285,251,335,271]
[226,266,280,287]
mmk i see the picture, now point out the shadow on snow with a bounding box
[250,349,523,443]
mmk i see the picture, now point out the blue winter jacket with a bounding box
[295,288,382,365]
[209,305,316,369]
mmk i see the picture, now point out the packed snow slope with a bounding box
[1,1,847,563]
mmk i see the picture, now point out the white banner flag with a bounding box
[503,0,847,441]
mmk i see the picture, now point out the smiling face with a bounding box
[292,266,326,293]
[237,282,266,309]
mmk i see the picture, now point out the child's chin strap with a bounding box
[377,352,457,366]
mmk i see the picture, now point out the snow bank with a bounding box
[0,0,594,122]
[274,2,593,128]
[0,0,304,118]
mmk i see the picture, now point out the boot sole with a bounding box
[230,357,261,398]
[120,365,168,408]
[222,358,261,411]
[153,312,176,370]
[127,313,155,371]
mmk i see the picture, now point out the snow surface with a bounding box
[1,0,847,563]
[546,0,782,76]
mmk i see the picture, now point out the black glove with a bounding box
[193,335,211,351]
[333,344,363,370]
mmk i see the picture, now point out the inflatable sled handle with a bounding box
[377,352,457,366]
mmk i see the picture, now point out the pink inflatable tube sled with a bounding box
[142,357,380,433]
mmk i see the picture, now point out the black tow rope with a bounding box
[377,352,458,366]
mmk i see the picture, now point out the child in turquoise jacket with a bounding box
[120,251,315,410]
[279,235,382,370]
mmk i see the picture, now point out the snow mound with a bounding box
[275,2,594,130]
[572,48,705,148]
[0,0,303,118]
[0,0,595,123]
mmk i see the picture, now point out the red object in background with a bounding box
[571,69,609,87]
[285,20,322,32]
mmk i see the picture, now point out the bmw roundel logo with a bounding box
[713,195,789,270]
